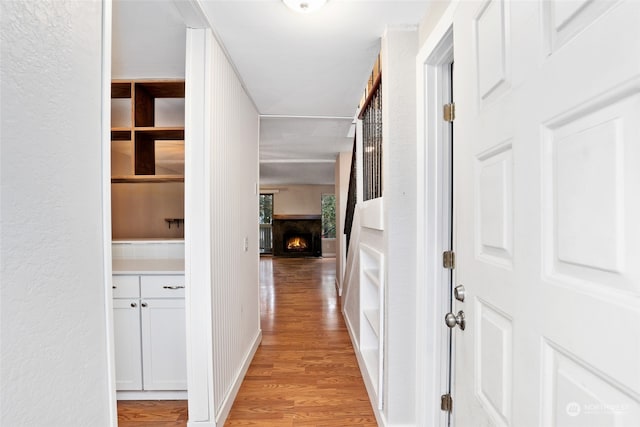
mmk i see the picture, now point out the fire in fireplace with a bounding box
[285,233,311,252]
[272,215,322,257]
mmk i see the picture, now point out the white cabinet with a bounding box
[112,274,186,395]
[113,298,143,390]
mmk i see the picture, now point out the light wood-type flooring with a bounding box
[118,256,376,427]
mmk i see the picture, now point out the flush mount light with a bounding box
[282,0,328,14]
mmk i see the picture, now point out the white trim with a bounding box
[117,390,188,400]
[260,114,353,120]
[185,27,215,423]
[260,159,336,163]
[344,307,387,427]
[213,331,262,426]
[101,1,117,425]
[415,2,458,426]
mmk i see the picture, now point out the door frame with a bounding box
[101,1,213,425]
[415,3,457,425]
[100,0,117,424]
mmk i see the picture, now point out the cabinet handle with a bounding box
[130,302,137,308]
[141,302,148,308]
[112,286,117,289]
[163,285,185,290]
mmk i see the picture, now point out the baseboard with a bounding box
[116,390,187,400]
[343,308,387,427]
[335,277,342,297]
[214,329,262,426]
[187,421,216,427]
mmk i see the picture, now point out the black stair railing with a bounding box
[360,76,382,201]
[344,136,357,252]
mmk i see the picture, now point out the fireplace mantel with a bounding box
[273,214,321,221]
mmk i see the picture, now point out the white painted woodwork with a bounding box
[141,298,187,390]
[452,1,640,426]
[1,1,114,425]
[415,16,455,427]
[112,275,140,298]
[113,299,143,391]
[380,27,419,425]
[185,27,261,426]
[113,274,187,395]
[359,244,385,410]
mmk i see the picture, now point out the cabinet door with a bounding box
[140,298,187,390]
[113,299,142,391]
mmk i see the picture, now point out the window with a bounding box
[259,194,274,254]
[259,194,273,224]
[321,194,336,238]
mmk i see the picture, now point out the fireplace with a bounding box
[272,215,322,257]
[284,233,312,253]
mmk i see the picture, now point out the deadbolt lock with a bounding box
[445,310,466,331]
[454,284,466,302]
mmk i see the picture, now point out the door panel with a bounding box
[453,1,640,426]
[141,298,187,390]
[113,299,142,391]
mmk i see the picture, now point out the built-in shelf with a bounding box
[111,79,185,177]
[363,308,380,337]
[111,79,185,240]
[363,268,380,287]
[359,243,384,410]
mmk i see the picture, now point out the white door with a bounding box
[113,299,142,391]
[141,298,187,390]
[452,1,640,426]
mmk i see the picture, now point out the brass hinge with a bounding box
[443,250,455,269]
[443,102,455,122]
[441,393,453,412]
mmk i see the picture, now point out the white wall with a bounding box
[381,27,419,425]
[0,1,113,425]
[208,31,261,420]
[341,27,419,426]
[182,28,261,426]
[335,151,353,292]
[267,184,334,215]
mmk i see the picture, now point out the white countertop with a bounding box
[112,258,185,275]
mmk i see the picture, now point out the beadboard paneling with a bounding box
[206,33,261,419]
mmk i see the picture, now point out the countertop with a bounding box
[112,258,185,275]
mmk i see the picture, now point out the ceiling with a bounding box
[113,0,431,185]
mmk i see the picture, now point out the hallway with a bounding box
[224,256,376,426]
[117,256,375,426]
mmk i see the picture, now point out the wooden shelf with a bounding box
[111,175,184,183]
[111,129,132,141]
[111,80,185,178]
[111,81,132,98]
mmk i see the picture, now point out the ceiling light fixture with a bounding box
[282,0,328,14]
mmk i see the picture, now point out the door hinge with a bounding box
[443,250,455,269]
[441,393,453,412]
[443,102,455,122]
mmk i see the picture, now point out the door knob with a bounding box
[454,285,466,302]
[445,310,465,330]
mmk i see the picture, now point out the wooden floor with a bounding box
[118,256,376,427]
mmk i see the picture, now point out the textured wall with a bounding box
[381,27,418,424]
[0,1,112,425]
